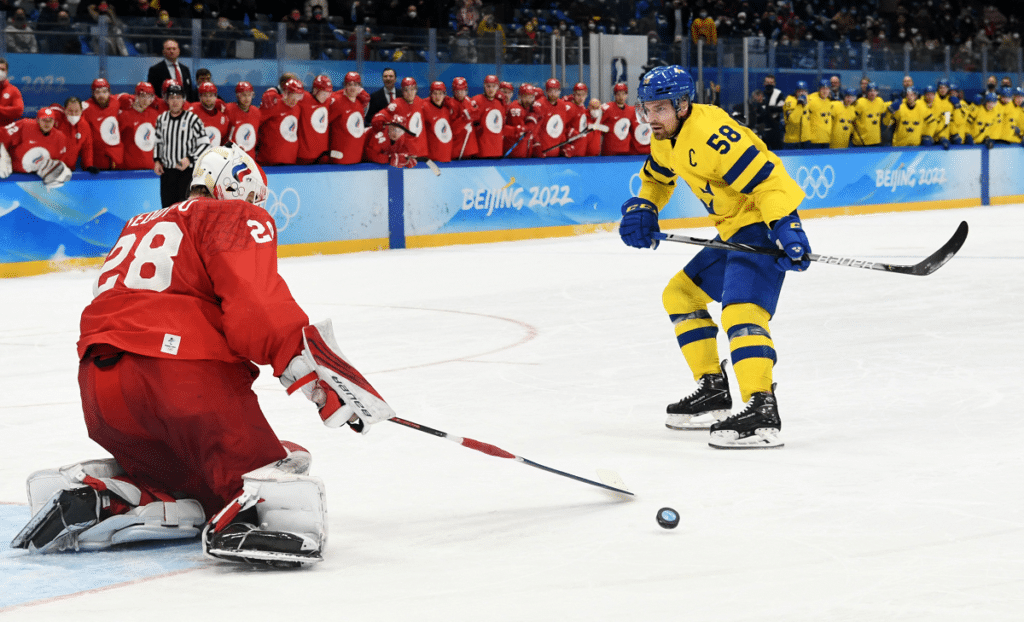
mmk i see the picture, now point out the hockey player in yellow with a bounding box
[829,88,857,148]
[618,66,810,449]
[806,79,833,148]
[919,85,944,147]
[851,82,888,146]
[995,87,1021,144]
[782,81,809,148]
[934,80,964,146]
[1008,88,1024,145]
[890,86,929,147]
[971,92,1003,147]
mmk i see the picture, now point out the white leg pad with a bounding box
[26,459,128,515]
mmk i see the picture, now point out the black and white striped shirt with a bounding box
[154,109,210,168]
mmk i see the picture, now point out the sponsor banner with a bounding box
[988,145,1024,199]
[0,166,387,264]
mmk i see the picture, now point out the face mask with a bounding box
[66,114,82,125]
[0,70,7,82]
[409,11,416,18]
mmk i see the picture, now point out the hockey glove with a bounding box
[984,138,994,150]
[920,135,933,147]
[939,137,950,150]
[0,143,11,178]
[769,213,811,272]
[39,159,73,189]
[619,197,660,249]
[951,135,962,145]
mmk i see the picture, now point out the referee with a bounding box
[154,83,210,207]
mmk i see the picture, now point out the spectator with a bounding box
[6,8,40,54]
[456,0,482,32]
[153,83,210,207]
[87,2,129,56]
[664,0,691,44]
[283,9,308,43]
[148,39,195,103]
[308,7,335,59]
[304,0,328,20]
[0,58,25,126]
[49,11,79,54]
[398,4,424,29]
[476,12,506,63]
[365,67,398,124]
[451,26,478,63]
[206,16,240,58]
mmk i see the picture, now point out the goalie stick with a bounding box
[651,220,968,277]
[389,417,635,498]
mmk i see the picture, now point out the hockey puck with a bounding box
[656,507,679,529]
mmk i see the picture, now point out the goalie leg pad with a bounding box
[39,159,73,189]
[204,460,327,568]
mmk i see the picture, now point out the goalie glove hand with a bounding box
[281,356,358,430]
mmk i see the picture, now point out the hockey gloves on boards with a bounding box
[281,319,396,434]
[619,197,660,249]
[769,213,811,272]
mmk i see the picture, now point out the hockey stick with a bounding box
[389,416,634,498]
[457,122,472,160]
[651,220,968,276]
[384,120,440,175]
[502,129,530,158]
[546,127,593,154]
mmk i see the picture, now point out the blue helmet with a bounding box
[867,81,878,91]
[937,78,950,88]
[843,87,857,97]
[906,86,918,97]
[637,66,696,105]
[795,80,808,91]
[973,93,983,105]
[819,78,830,88]
[923,85,936,94]
[984,91,998,102]
[999,86,1012,98]
[949,83,958,92]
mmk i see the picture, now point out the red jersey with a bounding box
[532,97,574,157]
[470,94,506,158]
[362,128,416,168]
[256,99,301,166]
[600,102,636,155]
[327,93,369,164]
[0,80,24,125]
[118,105,159,170]
[190,101,230,147]
[420,100,455,163]
[78,197,308,377]
[562,101,591,157]
[585,106,604,156]
[503,101,537,158]
[82,96,123,169]
[45,105,94,170]
[225,103,261,159]
[296,94,331,164]
[0,118,70,174]
[631,118,652,155]
[372,98,428,158]
[448,96,479,159]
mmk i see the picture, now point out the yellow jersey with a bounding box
[806,92,833,144]
[829,100,856,148]
[970,105,1003,142]
[638,104,804,242]
[852,96,889,145]
[782,95,809,144]
[891,100,929,147]
[931,95,957,140]
[996,101,1022,143]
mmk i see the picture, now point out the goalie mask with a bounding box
[190,146,269,207]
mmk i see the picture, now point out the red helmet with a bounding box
[36,107,56,120]
[532,85,544,97]
[500,81,513,91]
[235,81,254,93]
[135,81,155,95]
[401,77,417,89]
[313,74,333,92]
[92,78,110,91]
[162,79,178,96]
[344,71,361,85]
[573,82,588,92]
[452,77,468,91]
[484,74,499,85]
[613,82,628,93]
[198,82,217,95]
[518,83,534,97]
[388,114,408,128]
[430,81,446,93]
[545,78,561,91]
[282,78,304,94]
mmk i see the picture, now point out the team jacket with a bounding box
[327,94,370,164]
[851,96,889,146]
[532,96,574,157]
[362,128,416,168]
[256,98,301,165]
[806,92,833,144]
[82,96,123,169]
[372,97,429,158]
[118,105,159,170]
[637,104,804,242]
[829,101,856,149]
[225,103,262,158]
[420,99,455,163]
[0,118,70,173]
[191,101,230,148]
[600,102,635,155]
[447,95,479,159]
[470,93,507,158]
[46,105,94,170]
[782,95,809,144]
[296,94,332,163]
[890,100,928,147]
[503,100,536,159]
[78,197,309,377]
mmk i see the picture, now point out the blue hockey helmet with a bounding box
[923,85,936,94]
[948,82,958,92]
[843,87,857,98]
[937,78,950,88]
[866,81,878,91]
[999,86,1012,98]
[819,78,830,88]
[984,91,998,103]
[795,80,808,92]
[637,66,696,104]
[973,93,983,105]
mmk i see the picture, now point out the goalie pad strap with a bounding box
[285,370,318,395]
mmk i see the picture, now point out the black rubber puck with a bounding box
[656,507,679,529]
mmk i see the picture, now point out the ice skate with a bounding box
[205,522,323,569]
[665,360,732,430]
[708,390,783,449]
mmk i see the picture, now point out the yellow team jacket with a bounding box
[931,95,957,141]
[996,101,1022,143]
[891,100,929,146]
[782,95,809,144]
[970,104,1003,142]
[920,99,943,142]
[852,96,888,145]
[806,92,833,144]
[829,100,856,148]
[638,104,804,242]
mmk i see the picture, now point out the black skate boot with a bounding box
[665,360,732,430]
[708,390,783,449]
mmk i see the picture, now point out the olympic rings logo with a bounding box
[796,165,835,199]
[265,187,300,232]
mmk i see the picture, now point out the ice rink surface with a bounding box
[1,205,1022,620]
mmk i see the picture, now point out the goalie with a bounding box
[10,145,395,568]
[0,107,74,188]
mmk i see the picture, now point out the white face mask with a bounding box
[66,114,82,125]
[0,70,7,82]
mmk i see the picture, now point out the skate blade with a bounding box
[206,547,323,568]
[666,410,730,431]
[708,428,784,450]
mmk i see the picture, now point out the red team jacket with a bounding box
[226,103,261,159]
[362,128,417,168]
[0,79,25,126]
[372,98,429,158]
[532,96,574,157]
[503,100,538,158]
[191,101,230,147]
[82,96,123,169]
[562,99,591,157]
[0,118,70,173]
[419,99,455,163]
[600,102,636,155]
[78,197,309,377]
[327,93,369,164]
[448,95,479,159]
[45,105,94,170]
[297,95,332,164]
[257,97,301,165]
[117,104,159,170]
[470,93,506,158]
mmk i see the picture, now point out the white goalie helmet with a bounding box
[190,145,269,207]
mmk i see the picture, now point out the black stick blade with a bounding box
[887,220,969,276]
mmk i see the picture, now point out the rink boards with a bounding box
[1,144,1021,277]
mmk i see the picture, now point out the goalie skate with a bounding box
[666,361,732,430]
[708,391,784,449]
[10,487,102,553]
[205,523,323,569]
